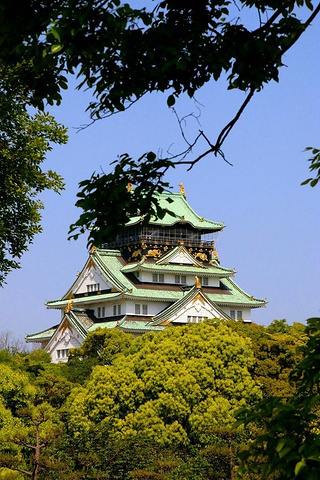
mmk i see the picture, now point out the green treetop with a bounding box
[64,322,261,478]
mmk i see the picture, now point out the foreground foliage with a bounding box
[0,70,67,284]
[236,317,320,479]
[0,319,316,479]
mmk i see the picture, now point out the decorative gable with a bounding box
[157,246,204,267]
[152,288,229,326]
[46,317,83,363]
[74,264,113,295]
[169,293,226,325]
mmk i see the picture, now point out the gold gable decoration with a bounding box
[195,252,208,261]
[192,292,206,305]
[65,298,73,313]
[64,293,74,313]
[147,249,162,258]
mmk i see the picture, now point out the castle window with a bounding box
[237,310,243,320]
[97,306,105,318]
[135,304,148,315]
[153,273,164,283]
[198,276,209,286]
[57,349,69,359]
[87,283,100,293]
[230,310,236,319]
[187,316,208,323]
[175,275,186,284]
[113,305,121,315]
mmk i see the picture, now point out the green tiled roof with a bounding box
[67,310,93,338]
[88,316,165,334]
[89,320,121,331]
[126,191,224,231]
[25,325,59,342]
[206,278,266,308]
[47,247,266,310]
[62,249,129,300]
[119,316,165,333]
[47,291,123,309]
[121,260,233,277]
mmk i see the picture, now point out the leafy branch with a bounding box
[301,147,320,187]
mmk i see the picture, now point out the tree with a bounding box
[0,331,25,354]
[236,317,320,479]
[0,70,68,284]
[0,403,62,480]
[64,323,261,478]
[226,320,307,397]
[0,361,71,479]
[66,328,134,384]
[0,1,318,247]
[69,327,134,364]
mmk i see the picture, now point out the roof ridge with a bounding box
[226,277,267,303]
[93,251,129,291]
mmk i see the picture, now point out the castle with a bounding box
[26,187,266,362]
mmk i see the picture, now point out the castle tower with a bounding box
[26,187,266,362]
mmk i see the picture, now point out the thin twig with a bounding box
[253,0,295,34]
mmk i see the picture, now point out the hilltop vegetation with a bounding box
[0,318,317,479]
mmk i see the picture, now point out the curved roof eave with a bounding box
[125,192,224,231]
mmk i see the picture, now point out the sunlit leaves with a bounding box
[236,317,320,479]
[67,323,261,449]
[0,78,68,285]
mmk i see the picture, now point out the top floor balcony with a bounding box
[106,226,217,249]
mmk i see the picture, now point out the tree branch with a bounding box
[280,2,320,56]
[253,0,296,34]
[215,87,255,150]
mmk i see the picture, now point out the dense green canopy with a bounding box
[0,319,317,479]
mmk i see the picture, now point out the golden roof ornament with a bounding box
[90,245,97,254]
[65,298,74,313]
[179,183,186,198]
[127,182,133,192]
[195,276,202,289]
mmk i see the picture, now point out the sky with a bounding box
[0,9,319,343]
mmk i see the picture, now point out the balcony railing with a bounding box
[106,233,215,249]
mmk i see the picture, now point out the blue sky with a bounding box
[0,12,319,341]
